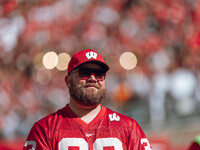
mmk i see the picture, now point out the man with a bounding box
[23,49,152,150]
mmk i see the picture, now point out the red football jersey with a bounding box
[23,104,152,150]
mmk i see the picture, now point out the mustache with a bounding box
[84,83,100,89]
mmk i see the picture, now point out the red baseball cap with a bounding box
[67,49,109,75]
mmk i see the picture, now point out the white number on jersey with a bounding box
[59,138,88,149]
[141,138,152,150]
[24,141,36,150]
[59,137,123,150]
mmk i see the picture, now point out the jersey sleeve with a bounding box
[23,123,51,150]
[127,121,152,150]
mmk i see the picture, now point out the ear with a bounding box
[65,75,70,87]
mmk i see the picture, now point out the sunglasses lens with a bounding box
[94,70,105,80]
[79,69,106,80]
[79,69,92,79]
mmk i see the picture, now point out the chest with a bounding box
[51,121,127,150]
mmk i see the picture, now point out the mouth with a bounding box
[84,84,99,89]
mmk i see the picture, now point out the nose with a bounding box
[87,73,97,81]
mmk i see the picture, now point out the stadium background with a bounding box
[0,0,200,149]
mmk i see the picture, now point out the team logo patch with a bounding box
[85,52,97,60]
[85,133,94,137]
[109,113,120,121]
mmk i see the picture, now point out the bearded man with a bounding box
[23,49,152,150]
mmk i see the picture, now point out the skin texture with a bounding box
[65,63,106,123]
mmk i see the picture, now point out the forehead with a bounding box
[78,62,103,70]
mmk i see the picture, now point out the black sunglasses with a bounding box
[70,68,106,81]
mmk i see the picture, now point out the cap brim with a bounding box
[78,60,109,72]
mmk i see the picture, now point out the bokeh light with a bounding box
[33,52,45,69]
[34,67,52,85]
[56,53,71,71]
[42,51,58,70]
[119,52,137,70]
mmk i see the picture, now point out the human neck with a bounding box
[68,100,102,124]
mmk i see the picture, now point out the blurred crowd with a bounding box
[0,0,200,141]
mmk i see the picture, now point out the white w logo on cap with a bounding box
[85,52,97,60]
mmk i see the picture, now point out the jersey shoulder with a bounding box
[34,105,69,128]
[104,107,146,136]
[105,107,140,127]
